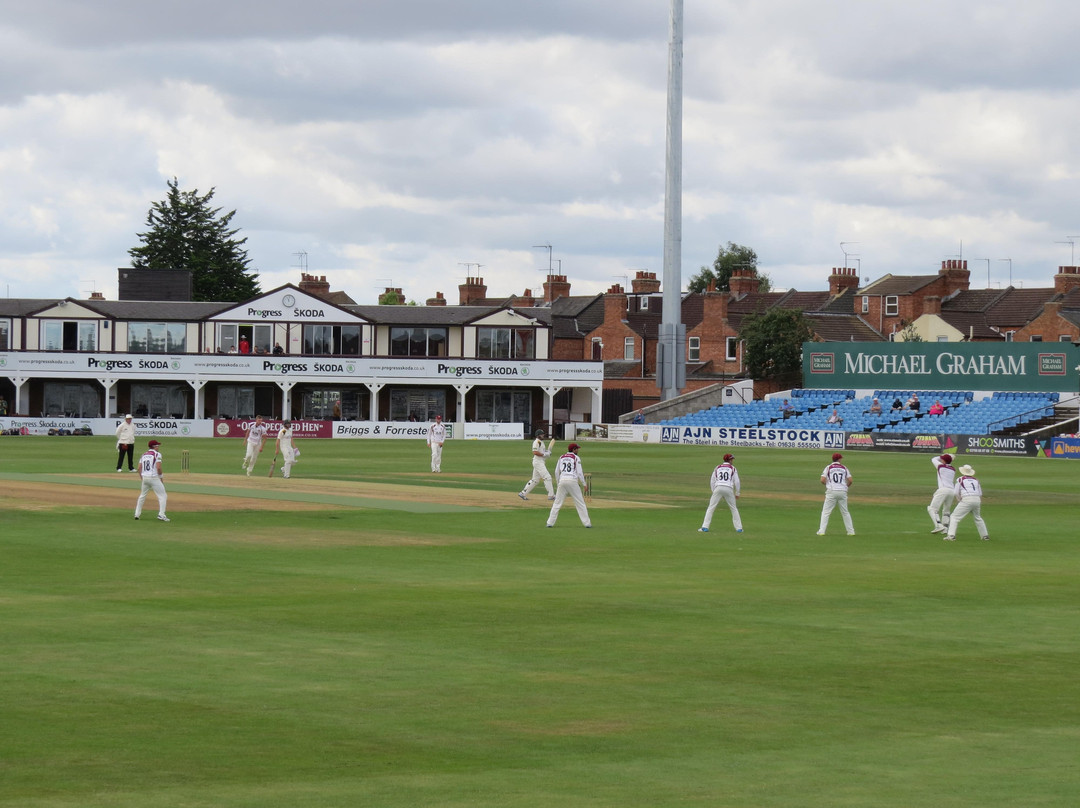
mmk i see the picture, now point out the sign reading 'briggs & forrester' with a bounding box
[804,342,1079,392]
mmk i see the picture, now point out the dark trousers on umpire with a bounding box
[117,443,134,471]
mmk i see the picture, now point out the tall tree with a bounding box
[128,177,261,301]
[739,308,815,384]
[688,242,771,293]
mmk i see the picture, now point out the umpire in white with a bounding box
[546,443,591,528]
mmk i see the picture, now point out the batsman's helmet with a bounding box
[535,429,545,438]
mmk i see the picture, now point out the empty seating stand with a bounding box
[657,389,1057,436]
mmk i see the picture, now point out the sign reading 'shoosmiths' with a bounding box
[803,342,1080,392]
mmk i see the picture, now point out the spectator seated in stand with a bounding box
[891,397,904,412]
[907,393,920,411]
[780,399,794,417]
[865,398,882,415]
[826,408,843,426]
[928,400,946,416]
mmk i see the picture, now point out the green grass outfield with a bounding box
[1,436,1078,807]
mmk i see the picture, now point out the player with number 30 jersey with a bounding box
[699,453,742,533]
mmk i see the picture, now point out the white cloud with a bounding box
[2,0,1080,306]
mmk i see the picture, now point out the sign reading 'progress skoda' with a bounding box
[805,342,1080,392]
[0,352,602,383]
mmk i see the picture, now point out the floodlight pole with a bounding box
[658,0,685,401]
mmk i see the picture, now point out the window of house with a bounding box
[726,337,738,361]
[477,327,535,359]
[41,381,101,417]
[1029,335,1042,342]
[624,337,635,360]
[302,324,361,355]
[389,388,445,421]
[218,324,238,353]
[128,322,186,353]
[216,385,256,419]
[130,383,188,418]
[1004,331,1014,342]
[936,335,949,342]
[639,296,649,310]
[862,296,869,314]
[42,320,97,351]
[591,338,603,360]
[0,318,9,350]
[687,336,700,361]
[1060,335,1073,342]
[885,296,899,317]
[390,327,448,357]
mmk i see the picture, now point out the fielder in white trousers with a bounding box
[818,456,855,535]
[927,454,957,533]
[700,455,742,533]
[134,442,168,521]
[945,466,989,541]
[546,446,591,528]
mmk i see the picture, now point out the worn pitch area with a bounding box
[0,472,656,514]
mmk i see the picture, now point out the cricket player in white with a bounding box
[427,414,446,473]
[275,421,299,479]
[134,439,169,522]
[546,443,591,528]
[944,464,989,541]
[818,452,855,536]
[519,429,555,501]
[241,415,269,476]
[927,453,957,533]
[699,453,743,533]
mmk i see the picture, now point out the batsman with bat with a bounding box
[518,429,555,501]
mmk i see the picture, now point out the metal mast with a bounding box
[658,0,685,400]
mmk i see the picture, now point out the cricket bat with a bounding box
[547,438,556,452]
[268,452,278,477]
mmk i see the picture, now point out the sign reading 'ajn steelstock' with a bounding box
[805,342,1080,392]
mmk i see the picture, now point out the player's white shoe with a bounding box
[698,527,709,532]
[930,525,944,534]
[157,515,170,522]
[518,492,527,500]
[816,531,825,536]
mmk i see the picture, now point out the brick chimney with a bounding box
[923,295,942,316]
[89,291,105,301]
[1054,266,1080,295]
[543,274,571,304]
[604,285,628,320]
[426,291,447,306]
[631,270,661,294]
[703,286,729,322]
[828,266,860,296]
[729,266,759,296]
[382,287,405,304]
[299,273,331,300]
[459,276,487,305]
[938,259,970,295]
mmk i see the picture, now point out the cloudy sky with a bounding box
[3,0,1080,305]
